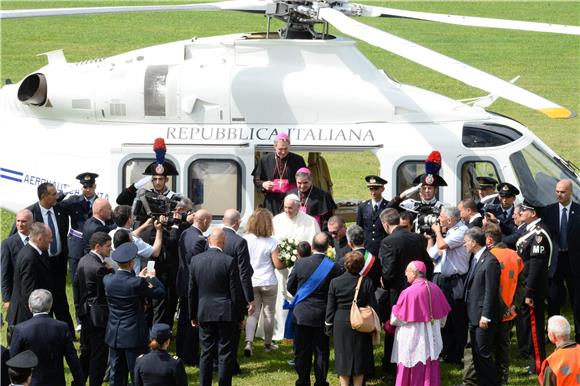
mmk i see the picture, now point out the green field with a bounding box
[1,1,579,385]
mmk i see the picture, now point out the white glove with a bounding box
[134,175,151,189]
[400,183,422,199]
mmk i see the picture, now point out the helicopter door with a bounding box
[457,158,502,200]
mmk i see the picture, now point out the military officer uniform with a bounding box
[496,182,520,236]
[356,175,401,257]
[516,200,553,373]
[475,176,500,212]
[116,161,179,207]
[134,324,188,386]
[60,172,99,284]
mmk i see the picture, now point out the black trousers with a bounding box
[151,279,178,329]
[434,273,468,363]
[176,297,199,366]
[469,325,500,386]
[548,251,580,342]
[79,318,108,386]
[293,324,330,386]
[519,299,546,371]
[379,288,398,375]
[52,252,75,334]
[199,321,236,386]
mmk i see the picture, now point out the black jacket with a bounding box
[134,349,188,386]
[287,253,341,327]
[82,217,114,255]
[1,232,25,302]
[516,220,552,299]
[464,248,501,326]
[543,201,580,275]
[177,226,207,298]
[73,252,114,324]
[223,227,254,304]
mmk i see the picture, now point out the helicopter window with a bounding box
[510,142,580,205]
[460,161,500,200]
[122,158,177,192]
[396,161,439,199]
[462,123,522,148]
[188,159,241,216]
[144,65,168,117]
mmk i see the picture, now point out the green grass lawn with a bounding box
[1,1,578,384]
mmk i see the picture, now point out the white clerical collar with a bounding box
[33,312,49,316]
[526,218,541,231]
[28,241,42,255]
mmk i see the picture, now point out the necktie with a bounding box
[24,236,29,245]
[502,210,508,221]
[373,204,378,214]
[47,210,58,255]
[560,207,568,250]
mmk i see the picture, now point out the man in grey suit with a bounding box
[189,228,245,386]
[463,227,501,386]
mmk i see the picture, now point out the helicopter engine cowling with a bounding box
[17,73,47,106]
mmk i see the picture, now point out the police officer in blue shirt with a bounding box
[104,242,166,386]
[134,323,187,386]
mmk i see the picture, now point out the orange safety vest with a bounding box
[490,246,523,322]
[538,344,580,386]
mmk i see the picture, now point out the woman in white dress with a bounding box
[243,208,285,356]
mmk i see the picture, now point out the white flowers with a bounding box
[279,238,299,268]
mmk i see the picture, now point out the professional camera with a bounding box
[414,203,441,235]
[132,189,182,226]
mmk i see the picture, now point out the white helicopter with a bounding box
[0,0,579,221]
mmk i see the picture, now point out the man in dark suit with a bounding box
[328,216,350,270]
[459,198,483,228]
[10,289,83,386]
[6,223,54,342]
[543,179,580,343]
[463,227,501,386]
[516,199,553,374]
[189,228,245,386]
[356,175,405,257]
[1,209,32,313]
[176,209,211,366]
[222,209,254,374]
[16,183,75,334]
[82,198,114,255]
[73,232,114,386]
[104,242,166,386]
[287,232,341,386]
[379,208,433,375]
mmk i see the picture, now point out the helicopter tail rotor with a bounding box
[317,6,575,119]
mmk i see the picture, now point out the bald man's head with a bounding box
[15,209,33,235]
[223,209,241,230]
[208,227,225,249]
[93,198,112,221]
[555,179,573,206]
[194,209,212,232]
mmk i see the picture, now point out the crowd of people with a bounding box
[1,133,579,386]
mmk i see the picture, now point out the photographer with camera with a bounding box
[109,205,163,273]
[427,205,469,365]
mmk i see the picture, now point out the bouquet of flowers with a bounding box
[279,238,298,268]
[326,246,336,261]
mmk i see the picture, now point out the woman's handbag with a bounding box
[350,276,378,333]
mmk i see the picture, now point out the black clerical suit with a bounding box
[379,226,434,371]
[1,232,25,304]
[464,248,501,386]
[10,313,83,386]
[73,251,114,386]
[516,219,552,371]
[6,244,53,333]
[543,201,580,342]
[188,247,245,386]
[287,253,341,386]
[104,270,166,386]
[176,225,208,365]
[252,152,306,214]
[23,202,75,333]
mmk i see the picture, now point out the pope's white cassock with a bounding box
[257,209,320,341]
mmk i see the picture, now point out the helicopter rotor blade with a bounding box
[318,7,574,119]
[0,0,270,19]
[355,4,580,36]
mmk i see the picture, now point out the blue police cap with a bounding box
[497,182,520,197]
[6,350,38,369]
[476,176,498,188]
[365,175,387,187]
[76,172,99,187]
[111,242,138,263]
[150,323,172,341]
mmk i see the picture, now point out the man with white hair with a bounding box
[10,289,83,386]
[538,315,580,385]
[252,133,306,214]
[273,194,320,243]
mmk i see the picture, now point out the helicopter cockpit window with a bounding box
[396,161,439,200]
[460,161,500,200]
[462,123,522,148]
[144,65,168,117]
[188,159,241,217]
[510,142,580,205]
[122,158,177,192]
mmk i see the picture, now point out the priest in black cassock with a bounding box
[252,133,306,214]
[288,167,336,230]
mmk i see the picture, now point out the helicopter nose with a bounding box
[18,73,47,106]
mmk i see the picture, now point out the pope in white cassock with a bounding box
[262,194,320,340]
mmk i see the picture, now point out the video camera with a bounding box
[414,203,441,235]
[132,189,183,227]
